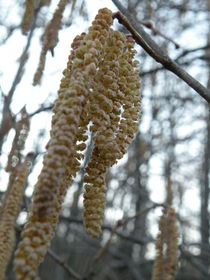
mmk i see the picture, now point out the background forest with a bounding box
[0,0,210,279]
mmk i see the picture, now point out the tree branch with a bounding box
[138,20,180,49]
[47,249,82,280]
[59,216,151,246]
[111,0,210,104]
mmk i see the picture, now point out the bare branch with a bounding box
[111,0,210,104]
[6,7,40,107]
[139,20,180,49]
[180,246,210,279]
[29,104,53,118]
[59,216,150,246]
[47,249,82,280]
[84,203,163,279]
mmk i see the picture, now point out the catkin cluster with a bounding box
[83,32,140,237]
[14,7,140,279]
[152,207,179,280]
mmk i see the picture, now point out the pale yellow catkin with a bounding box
[33,0,68,85]
[164,208,179,280]
[21,0,35,34]
[152,210,165,280]
[152,207,179,280]
[0,108,30,224]
[6,107,30,172]
[83,31,141,237]
[0,156,31,279]
[14,8,114,280]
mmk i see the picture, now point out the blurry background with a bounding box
[0,0,210,279]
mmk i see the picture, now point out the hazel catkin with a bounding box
[14,7,141,279]
[14,8,114,280]
[0,155,32,279]
[83,31,141,238]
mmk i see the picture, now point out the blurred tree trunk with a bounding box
[200,10,210,265]
[132,134,148,260]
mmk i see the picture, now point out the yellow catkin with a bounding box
[48,33,87,232]
[152,209,165,280]
[14,8,113,280]
[0,108,30,224]
[21,0,35,34]
[116,36,141,155]
[0,156,31,279]
[83,32,141,237]
[33,0,68,86]
[39,0,51,6]
[152,207,179,280]
[6,107,30,172]
[164,208,179,279]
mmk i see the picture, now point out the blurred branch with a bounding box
[6,7,40,107]
[144,44,210,75]
[0,7,41,153]
[59,216,151,246]
[138,20,180,49]
[94,203,163,262]
[176,44,210,60]
[84,203,163,279]
[47,249,82,280]
[81,233,144,280]
[29,104,54,118]
[112,0,210,104]
[180,246,210,279]
[0,24,21,45]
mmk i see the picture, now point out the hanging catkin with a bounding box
[0,107,30,223]
[152,207,179,280]
[14,8,114,280]
[6,107,30,172]
[33,0,68,85]
[83,31,140,237]
[21,0,35,34]
[14,7,141,279]
[0,155,32,279]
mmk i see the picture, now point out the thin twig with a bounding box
[47,249,82,280]
[0,7,40,153]
[59,216,150,245]
[6,7,40,107]
[111,0,210,104]
[29,104,54,118]
[139,20,180,49]
[140,53,210,77]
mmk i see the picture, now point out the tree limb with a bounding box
[111,0,210,104]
